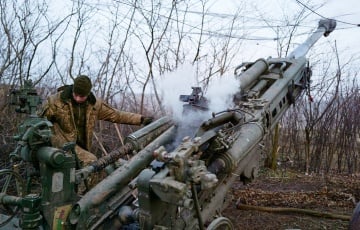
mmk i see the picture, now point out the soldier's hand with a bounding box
[141,116,153,126]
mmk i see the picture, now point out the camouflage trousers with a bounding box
[74,145,99,192]
[75,145,97,166]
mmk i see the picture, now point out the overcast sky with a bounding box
[49,0,360,64]
[45,0,360,93]
[209,0,360,62]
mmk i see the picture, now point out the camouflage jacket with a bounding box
[40,85,142,150]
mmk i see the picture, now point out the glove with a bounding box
[141,116,153,126]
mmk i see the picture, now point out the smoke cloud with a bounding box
[158,63,240,147]
[157,63,198,120]
[206,73,240,113]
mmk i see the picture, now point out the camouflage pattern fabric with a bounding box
[39,85,142,165]
[39,85,143,191]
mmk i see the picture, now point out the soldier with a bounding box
[40,75,153,167]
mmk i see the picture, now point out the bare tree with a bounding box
[131,0,176,114]
[0,0,70,85]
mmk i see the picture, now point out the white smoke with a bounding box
[206,74,239,113]
[158,63,240,146]
[158,64,239,118]
[157,63,198,121]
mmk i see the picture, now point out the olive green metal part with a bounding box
[19,194,42,230]
[70,125,177,229]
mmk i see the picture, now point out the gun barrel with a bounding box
[287,19,336,59]
[69,125,177,228]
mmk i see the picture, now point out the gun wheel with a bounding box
[0,169,26,227]
[207,217,234,230]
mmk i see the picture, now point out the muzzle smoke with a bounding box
[158,63,240,147]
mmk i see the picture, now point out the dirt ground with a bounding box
[222,168,359,230]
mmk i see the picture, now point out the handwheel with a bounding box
[0,169,26,227]
[207,217,234,230]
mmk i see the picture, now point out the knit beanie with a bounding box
[73,75,92,96]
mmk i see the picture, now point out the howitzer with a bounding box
[100,19,336,229]
[0,19,336,229]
